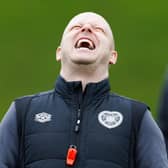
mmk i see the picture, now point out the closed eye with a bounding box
[94,27,105,33]
[70,25,82,31]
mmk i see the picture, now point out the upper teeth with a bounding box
[75,39,95,50]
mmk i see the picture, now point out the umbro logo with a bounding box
[98,111,123,129]
[35,112,52,123]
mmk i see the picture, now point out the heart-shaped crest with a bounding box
[98,111,123,129]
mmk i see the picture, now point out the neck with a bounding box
[60,64,109,90]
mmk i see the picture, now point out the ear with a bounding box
[109,50,118,64]
[56,46,62,61]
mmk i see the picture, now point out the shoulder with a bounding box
[13,90,55,130]
[110,92,150,110]
[14,89,55,102]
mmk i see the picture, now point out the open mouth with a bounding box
[75,38,96,50]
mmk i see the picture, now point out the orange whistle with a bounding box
[66,145,77,166]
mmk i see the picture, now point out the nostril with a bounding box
[81,28,92,33]
[88,29,92,33]
[81,28,85,32]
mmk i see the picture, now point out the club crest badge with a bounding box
[98,111,123,129]
[35,112,52,123]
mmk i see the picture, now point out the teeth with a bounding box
[75,38,95,50]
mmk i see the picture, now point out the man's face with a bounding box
[57,12,117,67]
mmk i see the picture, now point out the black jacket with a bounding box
[0,76,168,168]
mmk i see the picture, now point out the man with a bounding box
[158,67,168,152]
[0,12,168,168]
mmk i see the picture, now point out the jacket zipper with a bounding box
[66,106,82,167]
[66,90,83,167]
[74,104,82,167]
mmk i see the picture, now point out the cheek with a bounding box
[61,33,74,45]
[98,36,111,47]
[61,39,74,53]
[99,42,111,54]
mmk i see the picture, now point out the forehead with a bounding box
[69,13,108,25]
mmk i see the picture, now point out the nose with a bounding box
[81,24,92,33]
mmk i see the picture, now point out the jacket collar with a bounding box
[54,75,110,104]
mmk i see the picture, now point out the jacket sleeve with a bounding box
[158,69,168,150]
[136,109,168,168]
[0,102,19,168]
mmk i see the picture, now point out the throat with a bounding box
[60,65,109,91]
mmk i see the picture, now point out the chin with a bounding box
[71,56,96,65]
[71,52,97,64]
[71,58,96,65]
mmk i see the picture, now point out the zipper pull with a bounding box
[74,119,80,132]
[74,109,81,132]
[66,145,78,166]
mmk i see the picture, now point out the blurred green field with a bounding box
[0,1,167,120]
